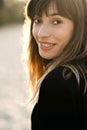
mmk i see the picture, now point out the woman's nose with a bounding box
[38,24,51,37]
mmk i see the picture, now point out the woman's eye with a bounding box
[53,20,61,25]
[33,18,42,24]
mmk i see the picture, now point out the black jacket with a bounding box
[31,66,87,130]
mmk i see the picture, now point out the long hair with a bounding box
[24,0,87,101]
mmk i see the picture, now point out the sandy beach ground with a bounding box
[0,24,31,130]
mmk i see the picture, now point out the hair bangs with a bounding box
[27,0,78,21]
[27,0,54,19]
[55,0,77,20]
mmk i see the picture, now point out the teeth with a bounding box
[41,44,52,47]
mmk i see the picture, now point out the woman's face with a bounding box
[32,3,74,60]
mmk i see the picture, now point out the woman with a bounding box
[24,0,87,129]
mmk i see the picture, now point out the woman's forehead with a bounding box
[46,2,58,15]
[34,2,58,17]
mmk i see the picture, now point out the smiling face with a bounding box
[32,3,74,60]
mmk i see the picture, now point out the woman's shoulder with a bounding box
[45,65,77,83]
[41,66,79,93]
[41,65,85,94]
[39,66,81,110]
[46,65,85,83]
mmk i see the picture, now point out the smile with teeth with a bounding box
[39,42,56,50]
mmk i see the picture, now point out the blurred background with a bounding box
[0,0,31,130]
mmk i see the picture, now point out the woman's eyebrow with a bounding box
[47,13,59,17]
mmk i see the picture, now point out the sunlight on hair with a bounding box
[16,0,27,2]
[22,20,30,73]
[22,19,33,98]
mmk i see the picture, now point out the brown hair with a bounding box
[24,0,87,93]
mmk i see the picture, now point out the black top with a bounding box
[31,66,87,130]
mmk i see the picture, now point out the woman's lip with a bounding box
[38,41,56,44]
[38,41,56,50]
